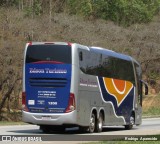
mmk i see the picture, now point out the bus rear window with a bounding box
[26,45,71,64]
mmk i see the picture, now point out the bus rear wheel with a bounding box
[40,125,51,133]
[95,113,103,132]
[88,113,96,133]
[40,125,65,133]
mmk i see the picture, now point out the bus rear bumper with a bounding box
[22,111,77,126]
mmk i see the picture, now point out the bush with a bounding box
[67,0,160,26]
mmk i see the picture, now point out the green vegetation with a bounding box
[67,0,160,26]
[143,107,160,116]
[0,121,27,126]
[143,94,160,116]
[0,0,160,26]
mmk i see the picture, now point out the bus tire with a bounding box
[88,113,96,133]
[125,115,134,130]
[79,126,88,132]
[40,125,51,133]
[52,126,66,132]
[95,112,103,133]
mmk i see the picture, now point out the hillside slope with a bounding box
[143,94,160,116]
[0,7,159,118]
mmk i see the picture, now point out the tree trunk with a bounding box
[49,0,52,23]
[0,84,14,113]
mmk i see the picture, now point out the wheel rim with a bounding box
[130,116,134,125]
[89,114,95,132]
[98,116,103,130]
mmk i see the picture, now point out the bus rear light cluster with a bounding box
[67,42,72,46]
[28,42,32,46]
[65,93,76,113]
[22,92,29,112]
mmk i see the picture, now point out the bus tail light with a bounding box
[65,93,76,113]
[28,42,32,46]
[22,92,29,112]
[67,42,72,46]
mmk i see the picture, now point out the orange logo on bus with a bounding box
[103,78,133,106]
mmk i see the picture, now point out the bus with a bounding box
[22,42,148,133]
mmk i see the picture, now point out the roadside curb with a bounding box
[142,115,160,119]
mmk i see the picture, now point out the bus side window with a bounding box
[79,51,83,61]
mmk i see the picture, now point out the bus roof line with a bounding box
[91,46,115,53]
[75,43,90,51]
[27,42,71,46]
[130,56,140,65]
[90,46,132,61]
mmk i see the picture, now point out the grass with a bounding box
[143,94,160,117]
[143,107,160,116]
[0,121,27,126]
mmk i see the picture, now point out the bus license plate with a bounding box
[42,116,51,120]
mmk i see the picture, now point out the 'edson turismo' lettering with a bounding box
[45,68,67,74]
[29,68,45,73]
[29,68,67,74]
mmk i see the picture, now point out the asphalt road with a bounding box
[0,118,160,143]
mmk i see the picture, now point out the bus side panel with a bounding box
[76,46,138,127]
[70,44,81,125]
[77,74,98,126]
[98,77,135,125]
[77,91,91,126]
[77,74,126,126]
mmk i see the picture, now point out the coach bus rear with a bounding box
[22,42,77,131]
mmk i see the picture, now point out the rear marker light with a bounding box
[28,42,32,46]
[65,93,76,113]
[67,42,72,46]
[22,92,29,112]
